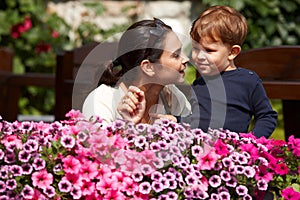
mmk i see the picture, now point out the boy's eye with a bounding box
[206,49,214,52]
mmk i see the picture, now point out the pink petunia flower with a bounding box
[96,174,118,194]
[254,165,274,183]
[238,143,259,162]
[60,134,75,148]
[104,190,125,200]
[71,186,82,199]
[81,180,96,196]
[288,135,300,157]
[80,161,99,181]
[214,139,229,156]
[62,155,81,174]
[31,170,53,189]
[139,182,151,194]
[197,148,219,170]
[281,187,300,200]
[21,185,34,199]
[64,173,83,188]
[274,162,289,175]
[43,186,56,198]
[58,179,72,193]
[122,177,139,196]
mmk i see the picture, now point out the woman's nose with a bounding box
[181,52,190,64]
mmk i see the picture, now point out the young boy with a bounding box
[188,5,278,138]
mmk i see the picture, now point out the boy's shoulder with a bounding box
[232,67,261,81]
[193,67,261,84]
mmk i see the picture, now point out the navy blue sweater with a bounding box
[188,67,278,138]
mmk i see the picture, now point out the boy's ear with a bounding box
[140,59,155,76]
[228,45,241,60]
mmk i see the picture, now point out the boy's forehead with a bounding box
[192,36,222,47]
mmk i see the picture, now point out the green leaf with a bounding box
[292,183,300,192]
[5,0,17,8]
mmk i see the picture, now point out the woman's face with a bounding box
[153,32,189,85]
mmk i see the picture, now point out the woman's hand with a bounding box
[117,86,146,124]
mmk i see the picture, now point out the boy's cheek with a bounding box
[191,51,198,61]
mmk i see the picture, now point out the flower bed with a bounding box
[0,110,299,200]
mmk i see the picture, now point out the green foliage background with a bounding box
[0,0,131,115]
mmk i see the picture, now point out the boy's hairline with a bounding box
[189,6,248,47]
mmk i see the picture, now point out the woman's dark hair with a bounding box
[99,18,172,86]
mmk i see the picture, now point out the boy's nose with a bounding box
[197,50,207,59]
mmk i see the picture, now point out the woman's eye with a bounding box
[173,53,180,58]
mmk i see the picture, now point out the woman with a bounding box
[82,18,191,124]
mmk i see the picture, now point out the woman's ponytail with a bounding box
[98,59,122,86]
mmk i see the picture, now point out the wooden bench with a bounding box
[235,45,300,139]
[55,42,118,120]
[0,47,14,120]
[0,47,55,122]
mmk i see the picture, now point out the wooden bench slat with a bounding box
[235,46,300,139]
[263,81,300,100]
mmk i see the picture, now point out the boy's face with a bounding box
[191,36,233,76]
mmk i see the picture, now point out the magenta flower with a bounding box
[58,179,72,193]
[32,157,46,170]
[10,165,22,176]
[122,177,138,196]
[81,180,95,196]
[214,139,229,156]
[281,187,300,200]
[274,162,289,175]
[255,165,274,183]
[0,111,299,199]
[167,191,178,199]
[243,194,253,200]
[197,148,219,170]
[60,134,75,148]
[244,166,255,178]
[71,186,82,199]
[219,191,231,200]
[96,174,118,194]
[43,186,56,198]
[239,143,259,161]
[18,150,31,162]
[21,185,34,199]
[288,135,300,157]
[236,185,248,196]
[209,175,222,188]
[151,181,164,193]
[62,155,81,174]
[64,173,83,188]
[220,170,231,182]
[31,170,53,189]
[139,181,152,194]
[21,163,33,175]
[80,161,98,181]
[192,145,203,157]
[0,180,5,193]
[257,179,268,191]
